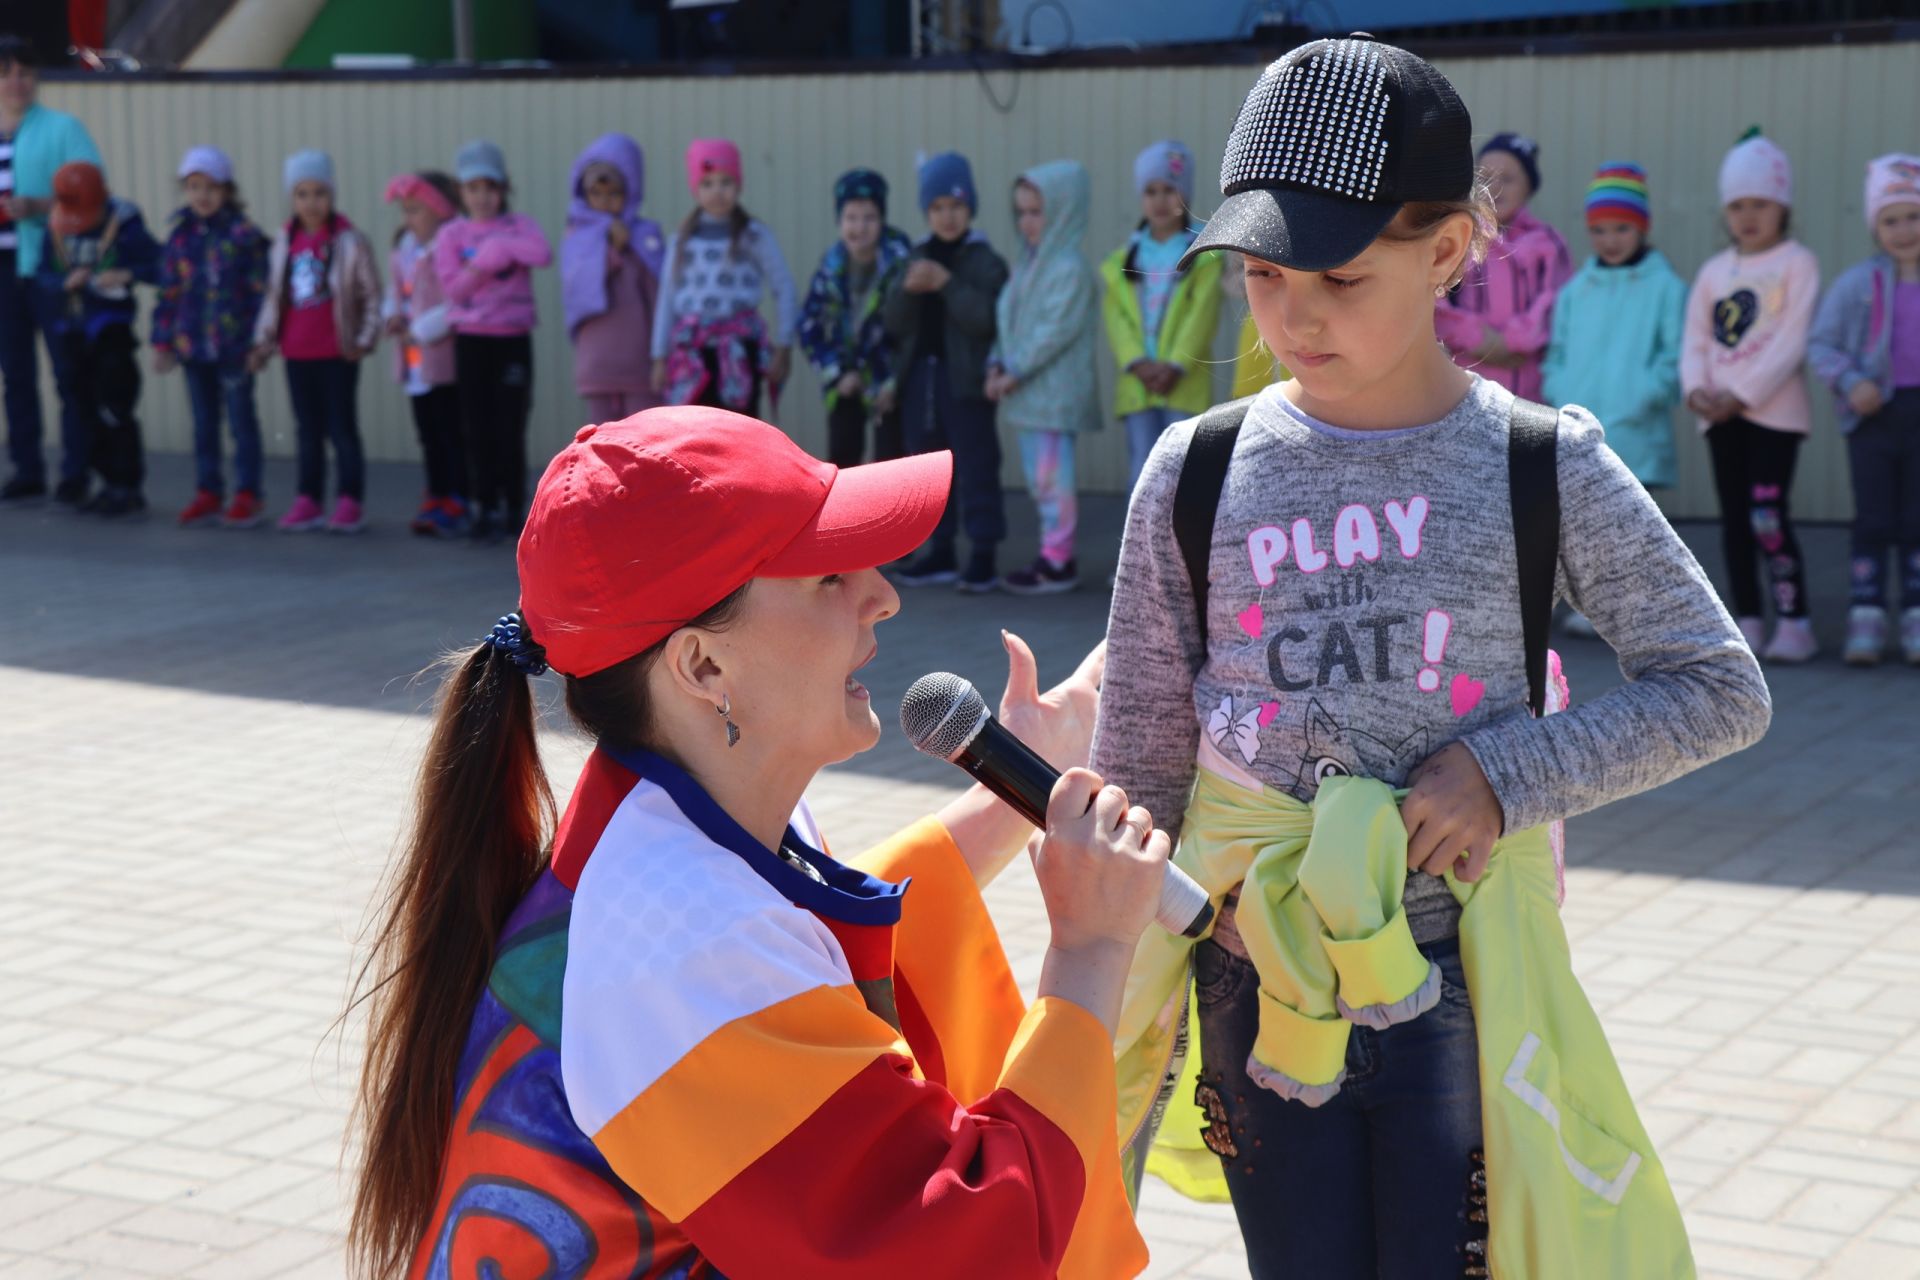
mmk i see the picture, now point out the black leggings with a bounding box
[454,333,533,514]
[1706,417,1808,619]
[69,325,143,492]
[409,384,466,500]
[826,393,903,468]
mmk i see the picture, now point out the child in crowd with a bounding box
[251,149,381,534]
[989,160,1101,594]
[434,139,552,544]
[1811,153,1920,666]
[1435,131,1572,400]
[649,138,797,415]
[798,167,913,467]
[1102,140,1223,490]
[1543,162,1688,636]
[885,151,1011,592]
[383,170,465,538]
[153,146,269,529]
[1096,38,1767,1277]
[563,132,665,424]
[37,161,160,516]
[1681,129,1821,662]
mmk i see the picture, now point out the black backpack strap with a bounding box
[1508,397,1562,718]
[1173,396,1255,653]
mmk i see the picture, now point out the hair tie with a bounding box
[485,612,549,676]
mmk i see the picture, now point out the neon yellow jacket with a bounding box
[1114,770,1695,1279]
[1100,241,1223,418]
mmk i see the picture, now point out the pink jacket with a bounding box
[1434,206,1573,400]
[433,212,552,336]
[1680,240,1820,435]
[384,230,455,389]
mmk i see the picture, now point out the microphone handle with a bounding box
[957,720,1215,940]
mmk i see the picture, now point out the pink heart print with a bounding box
[1449,672,1486,717]
[1257,701,1281,728]
[1237,603,1264,639]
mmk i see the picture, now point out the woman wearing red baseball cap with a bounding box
[347,405,1164,1280]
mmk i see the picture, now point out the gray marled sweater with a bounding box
[1090,375,1772,943]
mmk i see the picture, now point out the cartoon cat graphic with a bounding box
[1294,699,1430,791]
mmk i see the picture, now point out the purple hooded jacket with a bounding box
[562,133,666,339]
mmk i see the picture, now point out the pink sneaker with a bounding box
[278,494,325,532]
[327,495,366,534]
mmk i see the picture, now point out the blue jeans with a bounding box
[1124,406,1182,492]
[183,359,263,497]
[1193,936,1485,1280]
[285,357,364,502]
[0,250,85,485]
[901,355,1005,554]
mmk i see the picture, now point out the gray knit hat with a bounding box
[282,149,334,196]
[455,139,508,186]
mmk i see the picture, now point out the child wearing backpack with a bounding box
[1094,38,1768,1279]
[1810,153,1920,666]
[1102,141,1223,490]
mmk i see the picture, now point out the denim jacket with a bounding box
[1809,252,1897,434]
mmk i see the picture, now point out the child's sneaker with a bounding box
[1902,607,1920,667]
[278,494,325,532]
[957,547,1001,595]
[1843,606,1888,667]
[1002,556,1079,596]
[327,495,367,534]
[409,494,440,536]
[1735,616,1766,654]
[1762,617,1819,664]
[221,491,263,529]
[88,488,147,518]
[895,546,960,587]
[426,496,469,539]
[53,476,89,509]
[178,488,222,527]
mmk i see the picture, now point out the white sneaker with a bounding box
[1844,606,1888,667]
[1736,616,1766,654]
[1762,617,1819,664]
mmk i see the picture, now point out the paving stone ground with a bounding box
[3,452,1919,1278]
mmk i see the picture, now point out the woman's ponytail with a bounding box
[345,641,554,1280]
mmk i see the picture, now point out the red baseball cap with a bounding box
[51,162,108,236]
[518,406,953,678]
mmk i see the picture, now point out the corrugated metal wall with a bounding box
[39,39,1920,519]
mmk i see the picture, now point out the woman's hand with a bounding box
[1401,742,1503,883]
[1849,380,1886,417]
[999,631,1104,774]
[1033,768,1169,953]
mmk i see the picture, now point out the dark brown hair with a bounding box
[345,587,747,1279]
[677,204,754,272]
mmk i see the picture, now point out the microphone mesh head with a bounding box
[899,672,988,762]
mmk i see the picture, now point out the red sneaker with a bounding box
[221,491,263,529]
[177,489,222,527]
[408,493,439,536]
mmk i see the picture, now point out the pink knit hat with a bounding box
[384,173,455,221]
[685,139,743,194]
[1865,154,1920,228]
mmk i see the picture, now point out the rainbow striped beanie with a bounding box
[1586,162,1650,231]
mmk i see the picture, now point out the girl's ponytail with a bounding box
[344,642,554,1280]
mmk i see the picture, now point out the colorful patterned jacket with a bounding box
[797,229,913,409]
[409,746,1146,1280]
[149,204,269,365]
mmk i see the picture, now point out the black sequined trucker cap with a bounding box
[1179,35,1474,273]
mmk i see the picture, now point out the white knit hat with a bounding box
[1718,131,1792,208]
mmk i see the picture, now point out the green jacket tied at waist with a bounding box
[1114,769,1695,1279]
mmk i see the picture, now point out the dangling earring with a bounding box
[717,695,740,748]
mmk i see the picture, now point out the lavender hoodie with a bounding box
[433,211,553,336]
[562,133,666,338]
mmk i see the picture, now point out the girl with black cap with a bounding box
[1095,35,1766,1279]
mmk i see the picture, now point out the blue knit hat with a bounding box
[918,151,976,216]
[1479,131,1541,196]
[282,149,333,196]
[1133,140,1195,206]
[835,168,889,219]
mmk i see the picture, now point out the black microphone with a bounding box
[900,672,1214,939]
